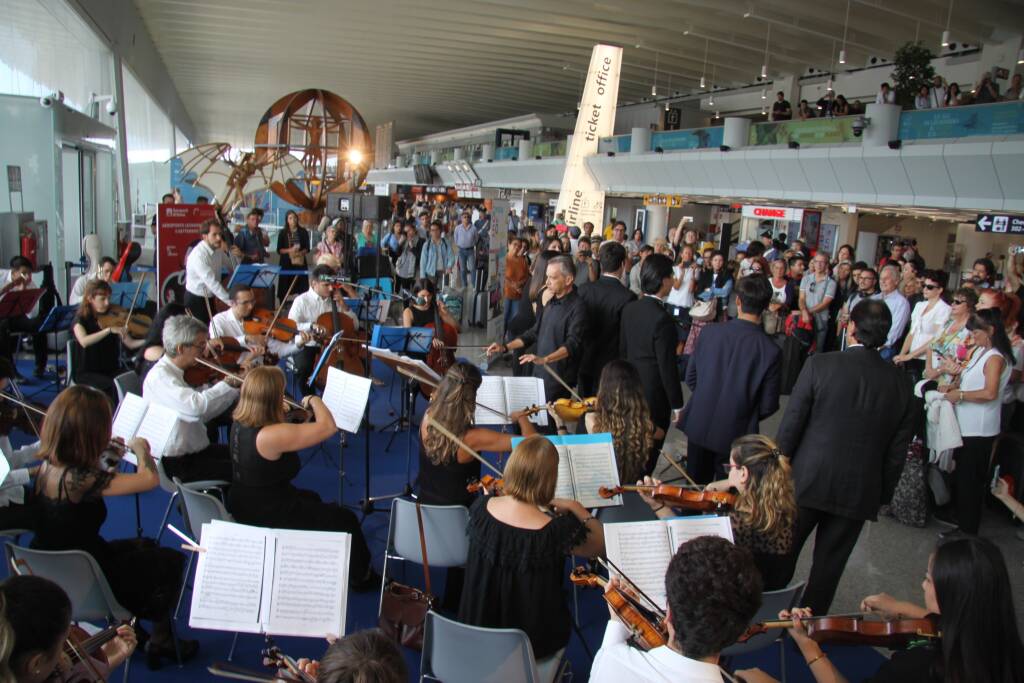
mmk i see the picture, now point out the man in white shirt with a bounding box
[0,256,47,377]
[929,75,947,109]
[878,264,910,362]
[0,358,39,530]
[288,264,358,396]
[69,256,116,305]
[142,315,238,482]
[209,284,308,361]
[875,81,896,105]
[184,218,233,323]
[591,536,762,683]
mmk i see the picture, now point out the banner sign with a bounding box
[157,203,218,303]
[742,205,805,222]
[644,194,684,208]
[554,44,622,229]
[976,213,1024,235]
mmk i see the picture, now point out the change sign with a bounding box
[976,213,1024,235]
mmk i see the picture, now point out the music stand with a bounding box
[226,264,280,290]
[109,281,149,310]
[0,289,43,320]
[36,303,77,387]
[373,326,434,446]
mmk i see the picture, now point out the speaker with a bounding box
[325,192,355,219]
[357,195,391,221]
[326,193,391,221]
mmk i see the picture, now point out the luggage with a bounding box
[439,274,463,323]
[470,289,489,327]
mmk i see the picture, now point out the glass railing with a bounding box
[533,140,566,157]
[898,100,1024,140]
[652,127,724,150]
[494,146,518,160]
[600,134,632,153]
[749,116,860,146]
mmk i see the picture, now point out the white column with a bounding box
[429,149,440,164]
[453,148,466,161]
[645,205,669,243]
[481,143,494,161]
[518,139,533,160]
[862,103,900,147]
[630,127,651,154]
[723,117,751,149]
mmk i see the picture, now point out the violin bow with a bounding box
[394,366,514,423]
[4,384,42,439]
[540,363,585,403]
[124,274,146,326]
[657,448,701,490]
[192,358,305,411]
[263,274,299,344]
[596,556,666,620]
[424,414,504,477]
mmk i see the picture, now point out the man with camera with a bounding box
[574,237,597,285]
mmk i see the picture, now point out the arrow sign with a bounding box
[977,215,992,231]
[976,213,1024,235]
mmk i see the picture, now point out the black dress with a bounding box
[31,463,185,621]
[72,314,123,399]
[408,305,436,329]
[276,227,310,301]
[865,633,941,683]
[227,423,370,577]
[416,434,479,508]
[458,496,588,659]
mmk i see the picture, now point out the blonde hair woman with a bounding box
[226,366,377,590]
[643,434,797,589]
[459,435,605,663]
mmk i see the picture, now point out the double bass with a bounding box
[313,293,368,387]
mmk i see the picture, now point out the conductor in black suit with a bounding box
[776,299,914,615]
[620,253,684,470]
[681,275,781,484]
[577,241,635,396]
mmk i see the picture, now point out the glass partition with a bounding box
[749,117,859,146]
[898,101,1024,140]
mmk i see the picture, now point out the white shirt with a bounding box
[930,86,947,108]
[881,289,910,349]
[875,89,896,104]
[955,346,1011,437]
[69,273,91,305]
[667,265,696,308]
[185,240,231,303]
[288,290,357,346]
[907,299,951,353]
[0,437,38,507]
[208,309,301,358]
[142,355,238,457]
[590,622,724,683]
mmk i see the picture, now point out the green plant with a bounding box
[891,42,936,108]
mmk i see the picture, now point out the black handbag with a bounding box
[378,501,437,650]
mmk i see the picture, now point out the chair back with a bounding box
[388,498,468,568]
[4,544,132,622]
[65,339,75,386]
[113,371,141,404]
[175,478,233,537]
[721,581,806,657]
[421,610,540,683]
[595,493,658,524]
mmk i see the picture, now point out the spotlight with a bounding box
[651,85,658,97]
[760,64,768,79]
[788,141,800,149]
[941,30,950,47]
[1018,49,1024,64]
[888,139,902,150]
[347,149,363,165]
[700,76,706,88]
[839,49,847,64]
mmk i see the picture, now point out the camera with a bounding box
[851,115,871,137]
[105,99,118,115]
[39,91,64,108]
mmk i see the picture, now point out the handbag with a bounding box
[762,308,785,335]
[689,298,717,322]
[379,501,436,650]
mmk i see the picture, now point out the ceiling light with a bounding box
[761,88,767,100]
[761,64,768,79]
[651,85,658,97]
[699,39,709,91]
[347,149,363,165]
[941,30,950,47]
[714,111,721,119]
[709,94,714,106]
[827,78,834,92]
[665,101,671,111]
[839,49,847,64]
[839,0,850,65]
[761,25,771,80]
[1018,49,1024,64]
[941,1,953,48]
[700,76,706,88]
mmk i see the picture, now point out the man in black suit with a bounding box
[620,254,684,470]
[577,241,635,396]
[681,275,781,484]
[776,299,914,615]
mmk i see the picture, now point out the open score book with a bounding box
[111,392,182,459]
[188,520,351,639]
[474,376,548,427]
[511,432,621,508]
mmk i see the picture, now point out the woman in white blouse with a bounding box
[894,269,951,377]
[939,308,1014,536]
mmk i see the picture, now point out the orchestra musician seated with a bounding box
[134,301,186,380]
[71,280,145,401]
[68,255,115,305]
[288,264,358,396]
[209,284,308,360]
[590,536,762,682]
[458,435,605,669]
[0,256,48,378]
[1,574,137,683]
[738,536,1024,683]
[583,359,662,484]
[401,277,460,349]
[0,358,41,533]
[141,315,237,482]
[226,366,378,591]
[29,385,197,668]
[288,629,408,683]
[641,434,796,590]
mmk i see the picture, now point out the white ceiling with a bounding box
[133,0,1020,147]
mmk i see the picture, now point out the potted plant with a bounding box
[891,42,936,108]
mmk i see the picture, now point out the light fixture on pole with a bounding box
[1018,48,1024,64]
[760,24,770,80]
[839,0,850,65]
[941,0,953,47]
[665,74,672,110]
[651,52,659,97]
[700,39,708,89]
[761,88,767,100]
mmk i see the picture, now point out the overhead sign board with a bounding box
[976,213,1024,235]
[644,194,684,208]
[742,205,805,222]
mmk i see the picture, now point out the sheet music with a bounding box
[666,515,735,549]
[604,521,673,610]
[565,436,620,509]
[321,367,372,433]
[553,446,575,500]
[266,530,351,638]
[133,402,180,459]
[111,393,147,442]
[503,377,548,427]
[189,522,268,632]
[474,375,510,425]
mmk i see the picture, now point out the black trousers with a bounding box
[685,441,728,485]
[292,346,320,397]
[0,315,47,372]
[184,292,213,324]
[161,444,233,483]
[782,506,865,616]
[953,435,995,535]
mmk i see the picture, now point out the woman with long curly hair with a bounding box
[642,434,797,589]
[584,360,660,484]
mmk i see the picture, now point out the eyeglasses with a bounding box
[952,299,966,305]
[922,283,940,290]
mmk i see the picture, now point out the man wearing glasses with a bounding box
[208,284,310,362]
[837,267,880,350]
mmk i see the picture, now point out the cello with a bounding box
[313,292,368,387]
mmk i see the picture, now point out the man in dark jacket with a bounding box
[681,275,781,483]
[620,254,684,469]
[776,299,915,615]
[577,241,635,396]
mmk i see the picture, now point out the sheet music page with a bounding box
[553,443,576,500]
[666,515,735,550]
[604,521,673,610]
[189,522,269,633]
[564,434,621,509]
[322,367,372,433]
[266,529,351,638]
[474,375,509,425]
[133,402,180,459]
[406,358,441,384]
[111,392,147,441]
[503,377,548,427]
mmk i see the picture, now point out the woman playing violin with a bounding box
[739,536,1024,683]
[641,435,796,590]
[226,366,378,592]
[71,280,145,401]
[459,435,605,664]
[401,277,459,350]
[583,360,660,485]
[2,575,135,682]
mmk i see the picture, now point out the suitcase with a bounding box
[470,289,489,327]
[439,274,464,323]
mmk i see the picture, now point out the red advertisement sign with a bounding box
[156,204,217,304]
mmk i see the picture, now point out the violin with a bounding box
[523,397,597,422]
[599,484,736,512]
[0,394,44,437]
[243,306,307,343]
[466,475,504,495]
[96,305,153,339]
[56,618,135,682]
[569,568,667,651]
[183,338,249,387]
[738,614,940,648]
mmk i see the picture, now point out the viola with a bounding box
[56,618,135,682]
[96,305,153,339]
[243,306,307,343]
[599,484,736,512]
[569,568,667,651]
[523,397,597,422]
[183,338,248,387]
[738,614,940,648]
[466,475,504,495]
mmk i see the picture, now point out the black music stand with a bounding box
[109,281,149,309]
[30,297,72,386]
[372,326,434,444]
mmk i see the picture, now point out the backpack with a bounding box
[396,241,417,279]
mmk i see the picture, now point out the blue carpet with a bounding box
[4,360,885,682]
